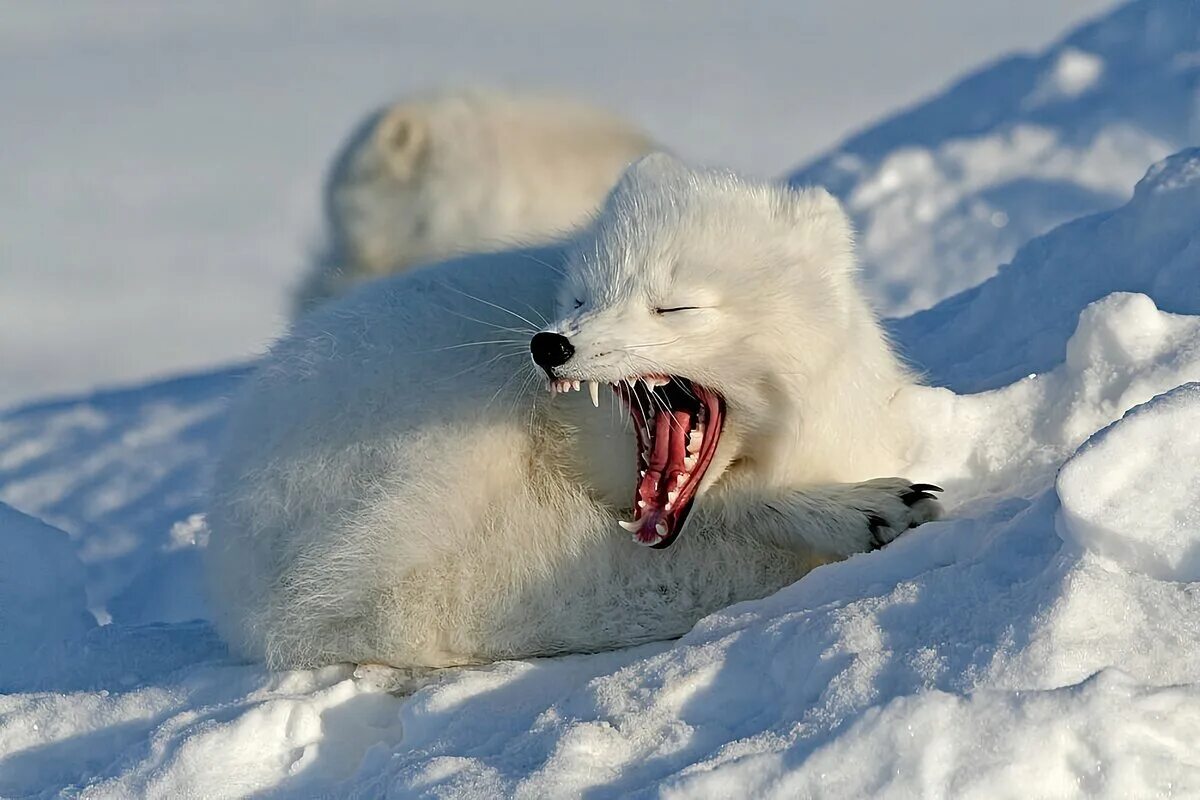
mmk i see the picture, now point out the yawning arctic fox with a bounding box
[205,154,941,670]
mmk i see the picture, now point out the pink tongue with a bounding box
[637,410,692,512]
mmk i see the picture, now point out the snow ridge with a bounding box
[789,0,1200,316]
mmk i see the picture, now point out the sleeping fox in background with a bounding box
[293,87,657,314]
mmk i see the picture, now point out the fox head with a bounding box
[532,154,892,528]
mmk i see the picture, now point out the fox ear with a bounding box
[374,106,429,181]
[783,185,855,262]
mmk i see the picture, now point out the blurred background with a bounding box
[0,0,1116,408]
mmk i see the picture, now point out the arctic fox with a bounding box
[293,88,657,313]
[206,154,941,670]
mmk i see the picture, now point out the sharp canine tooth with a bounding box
[618,520,641,532]
[588,380,600,407]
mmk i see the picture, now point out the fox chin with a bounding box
[205,153,942,671]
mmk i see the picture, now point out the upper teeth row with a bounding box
[548,376,671,407]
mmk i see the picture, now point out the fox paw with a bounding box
[850,478,944,550]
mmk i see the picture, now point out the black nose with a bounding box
[530,332,575,374]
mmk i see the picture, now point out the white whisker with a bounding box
[622,337,682,352]
[417,339,528,353]
[436,350,528,384]
[519,252,567,278]
[433,304,538,336]
[438,282,543,331]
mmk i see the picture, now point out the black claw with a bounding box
[909,483,944,493]
[867,514,890,550]
[900,490,937,507]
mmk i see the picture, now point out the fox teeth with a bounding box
[655,522,668,537]
[571,380,580,392]
[617,519,641,532]
[683,455,698,470]
[588,380,600,407]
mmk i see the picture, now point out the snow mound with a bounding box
[0,503,93,692]
[1058,382,1200,580]
[789,0,1200,315]
[895,147,1200,391]
[0,367,243,624]
[897,292,1200,503]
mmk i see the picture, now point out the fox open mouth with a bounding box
[550,375,725,548]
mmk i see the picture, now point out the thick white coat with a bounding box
[207,156,937,670]
[294,88,657,313]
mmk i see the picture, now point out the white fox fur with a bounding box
[294,88,657,313]
[206,155,939,670]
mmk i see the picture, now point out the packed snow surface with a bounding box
[3,1,1200,793]
[2,136,1199,796]
[789,0,1200,316]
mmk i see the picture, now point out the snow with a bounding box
[1057,382,1200,581]
[893,146,1200,392]
[1,149,1198,797]
[0,367,242,625]
[4,4,1200,797]
[0,0,1116,408]
[789,0,1200,316]
[0,503,94,693]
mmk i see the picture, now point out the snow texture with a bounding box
[1,148,1199,797]
[0,367,244,626]
[893,147,1200,392]
[789,0,1200,316]
[3,4,1200,797]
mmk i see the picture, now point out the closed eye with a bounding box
[655,306,701,314]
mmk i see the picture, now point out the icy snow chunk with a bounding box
[1057,383,1200,580]
[0,502,94,690]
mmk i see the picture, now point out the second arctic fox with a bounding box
[294,88,657,312]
